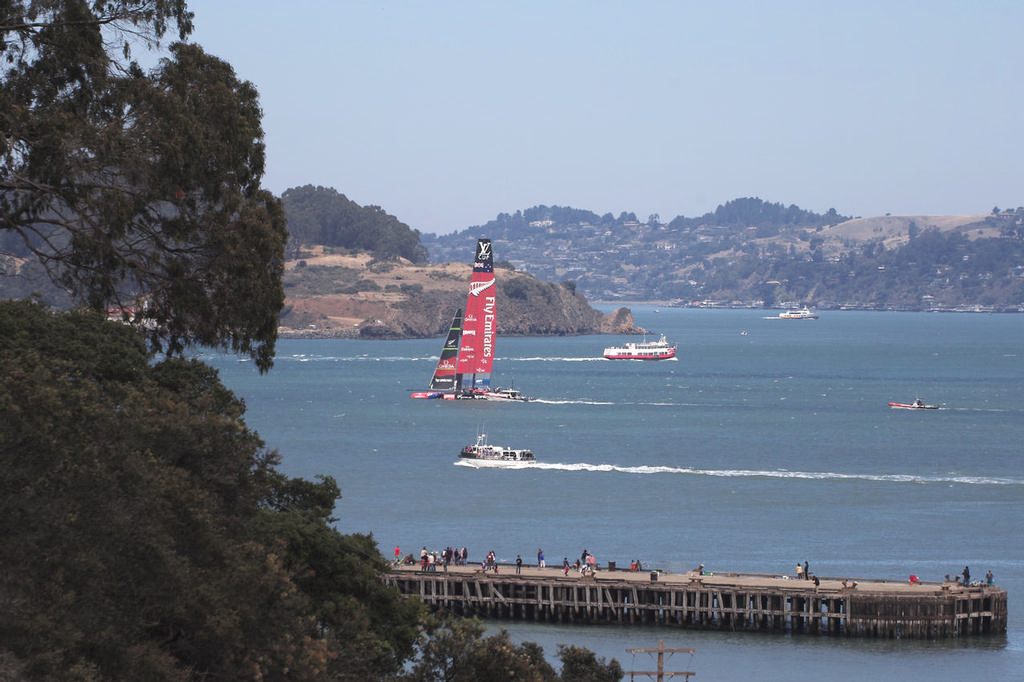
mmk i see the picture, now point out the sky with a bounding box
[175,1,1022,235]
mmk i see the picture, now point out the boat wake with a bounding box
[454,461,1024,485]
[513,356,608,362]
[530,399,698,406]
[531,398,615,405]
[271,354,442,363]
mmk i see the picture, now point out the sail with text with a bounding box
[409,239,527,401]
[458,238,496,392]
[426,308,463,392]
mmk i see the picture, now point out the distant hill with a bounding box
[420,201,1024,311]
[278,247,638,338]
[7,192,1019,322]
[282,185,428,263]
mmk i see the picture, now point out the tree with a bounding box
[400,617,558,682]
[399,615,624,682]
[282,185,427,263]
[556,645,624,682]
[1,2,286,372]
[256,473,424,679]
[0,301,422,680]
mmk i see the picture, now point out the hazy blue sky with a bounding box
[182,1,1021,235]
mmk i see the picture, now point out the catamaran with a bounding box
[410,239,529,401]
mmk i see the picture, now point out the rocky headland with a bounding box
[278,248,640,339]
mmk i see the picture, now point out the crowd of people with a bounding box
[393,548,997,590]
[393,546,471,572]
[392,545,654,575]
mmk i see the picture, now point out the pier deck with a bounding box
[383,564,1006,639]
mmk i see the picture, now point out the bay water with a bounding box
[205,307,1024,681]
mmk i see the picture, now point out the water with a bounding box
[204,308,1024,682]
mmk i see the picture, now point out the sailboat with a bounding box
[410,239,529,401]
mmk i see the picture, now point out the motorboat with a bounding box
[459,433,536,467]
[473,386,530,402]
[889,398,939,410]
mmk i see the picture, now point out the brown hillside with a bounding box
[820,215,993,250]
[279,246,632,338]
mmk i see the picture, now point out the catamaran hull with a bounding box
[410,391,516,400]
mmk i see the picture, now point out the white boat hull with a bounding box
[457,457,537,468]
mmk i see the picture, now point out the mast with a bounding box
[458,238,496,391]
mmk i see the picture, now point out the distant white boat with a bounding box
[777,308,819,320]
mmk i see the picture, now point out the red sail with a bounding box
[458,239,496,388]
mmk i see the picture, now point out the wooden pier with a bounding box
[383,565,1007,639]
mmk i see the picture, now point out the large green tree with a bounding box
[0,301,423,680]
[1,1,285,371]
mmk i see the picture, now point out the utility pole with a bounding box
[624,640,696,681]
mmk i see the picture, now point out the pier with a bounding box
[383,564,1006,639]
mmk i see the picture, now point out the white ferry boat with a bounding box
[778,308,819,320]
[459,433,536,467]
[603,334,676,360]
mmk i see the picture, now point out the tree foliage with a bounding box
[398,616,623,682]
[282,185,427,263]
[0,301,423,680]
[1,1,285,371]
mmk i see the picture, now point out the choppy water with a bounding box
[205,307,1024,682]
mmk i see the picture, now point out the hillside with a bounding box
[421,204,1024,311]
[278,246,638,338]
[816,215,995,253]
